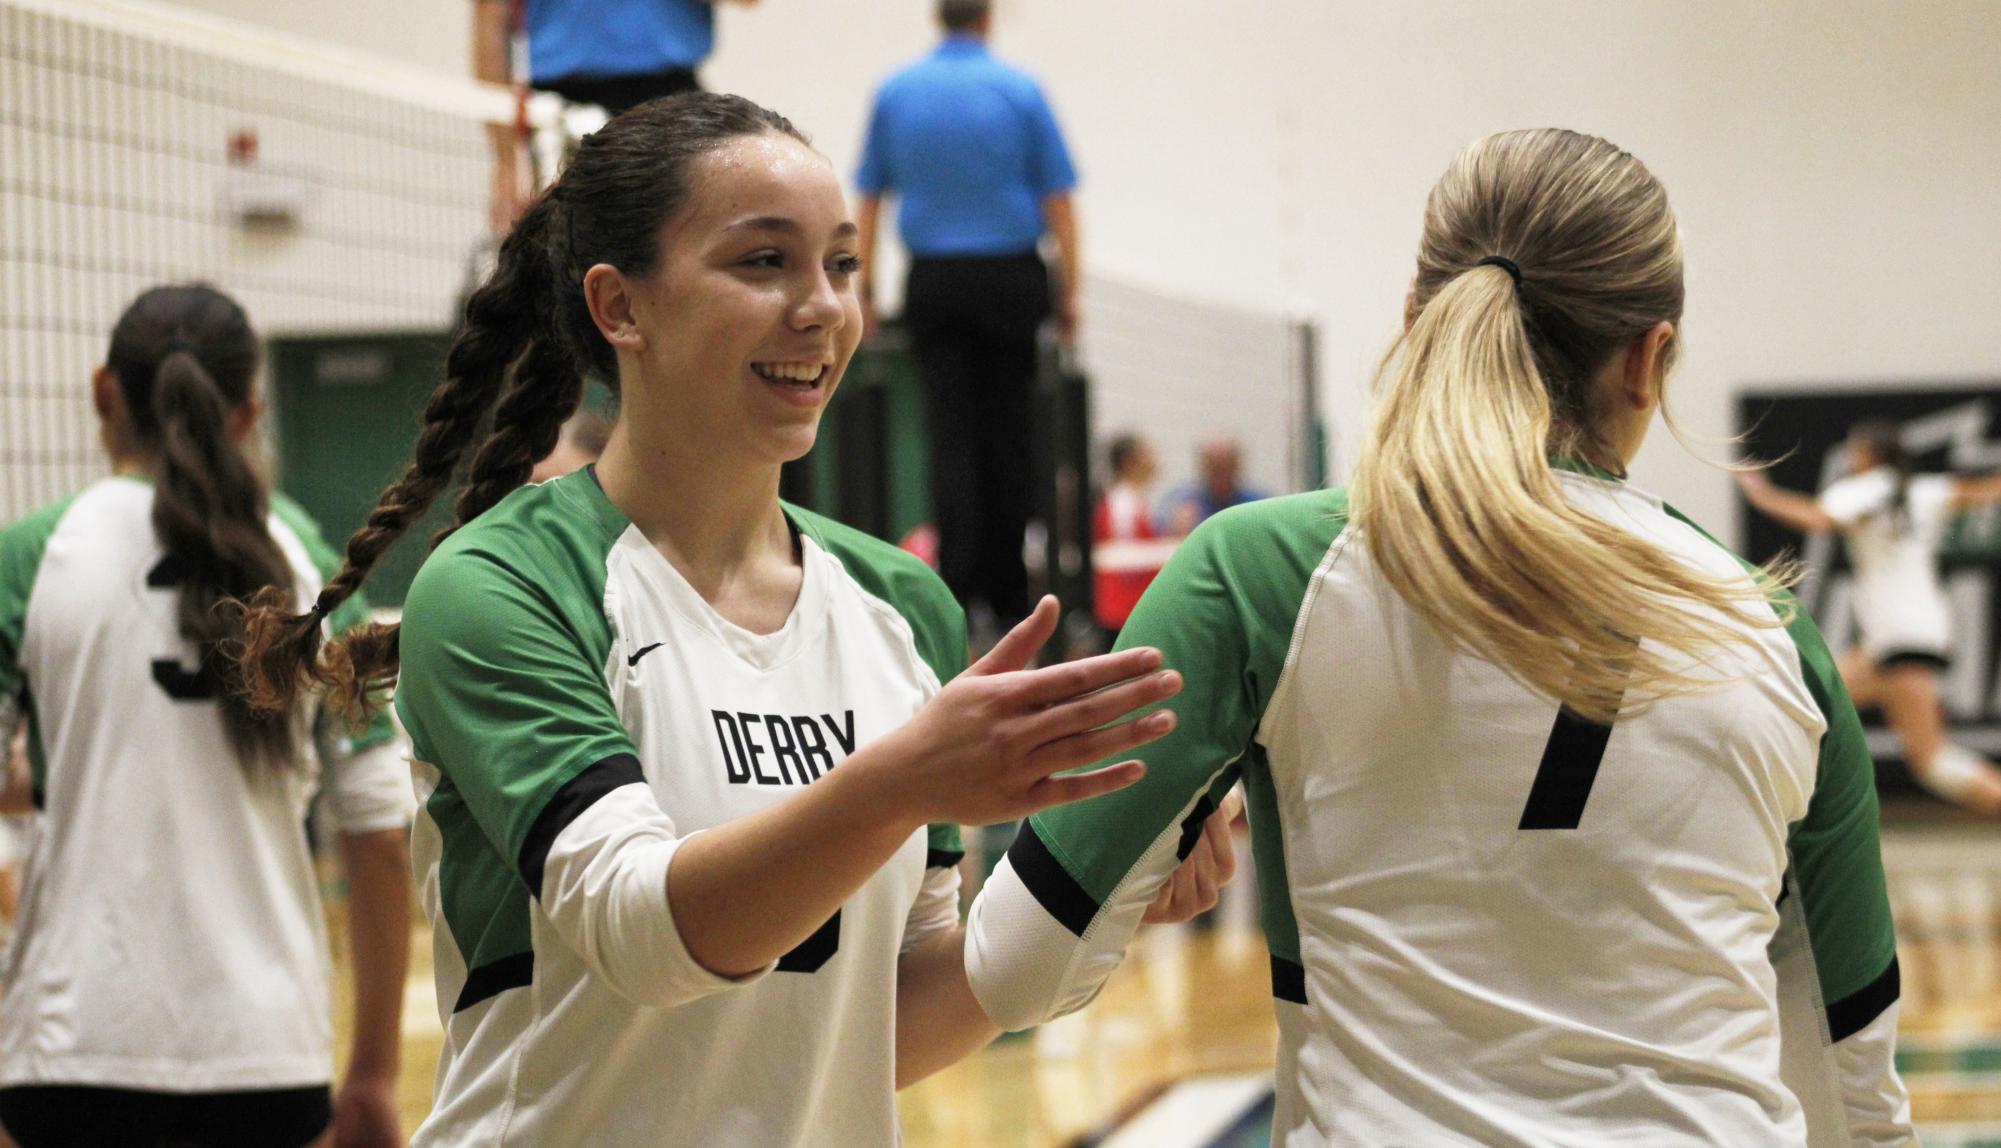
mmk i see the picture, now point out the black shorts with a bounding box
[1879,649,1952,672]
[541,67,701,116]
[0,1083,332,1148]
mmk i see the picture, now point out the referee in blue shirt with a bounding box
[855,0,1081,633]
[475,0,759,229]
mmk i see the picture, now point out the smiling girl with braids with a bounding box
[0,285,412,1148]
[235,93,1206,1146]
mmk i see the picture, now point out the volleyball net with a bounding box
[0,0,501,521]
[1,0,1318,531]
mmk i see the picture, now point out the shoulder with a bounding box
[1659,496,1834,681]
[0,489,88,557]
[1911,472,1958,510]
[1818,469,1888,516]
[1155,489,1351,614]
[1194,488,1350,555]
[0,489,91,601]
[1656,496,1768,577]
[875,56,937,102]
[406,476,623,634]
[788,505,966,680]
[790,505,958,620]
[984,53,1048,94]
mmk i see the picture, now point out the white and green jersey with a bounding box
[0,476,412,1092]
[1819,466,1958,659]
[397,470,965,1148]
[967,470,1912,1147]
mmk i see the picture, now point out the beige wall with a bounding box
[162,0,2001,534]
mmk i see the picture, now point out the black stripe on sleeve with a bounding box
[1005,820,1102,938]
[1826,956,1900,1042]
[454,952,534,1013]
[775,911,841,973]
[517,753,647,898]
[926,848,965,870]
[1270,955,1307,1004]
[1174,793,1220,861]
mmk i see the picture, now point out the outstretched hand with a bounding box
[882,596,1181,827]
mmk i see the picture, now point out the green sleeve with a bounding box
[396,544,638,873]
[1784,601,1900,1030]
[1014,492,1347,949]
[0,496,78,702]
[1660,502,1899,1027]
[270,493,396,751]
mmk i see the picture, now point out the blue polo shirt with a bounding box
[856,36,1079,258]
[524,0,714,85]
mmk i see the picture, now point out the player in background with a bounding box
[234,94,1225,1147]
[1091,433,1175,637]
[0,285,412,1148]
[1739,420,2001,815]
[961,129,1914,1147]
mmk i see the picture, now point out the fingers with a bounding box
[1139,794,1243,924]
[1191,860,1218,912]
[1141,874,1186,924]
[1023,759,1144,812]
[1217,787,1246,825]
[1202,802,1238,886]
[971,595,1059,677]
[1015,644,1167,709]
[1031,668,1181,744]
[1031,709,1177,776]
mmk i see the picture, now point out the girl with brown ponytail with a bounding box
[960,129,1913,1145]
[234,92,1209,1146]
[0,284,412,1148]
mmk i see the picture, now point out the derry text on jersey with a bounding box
[710,709,858,786]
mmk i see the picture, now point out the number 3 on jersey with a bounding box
[145,556,218,701]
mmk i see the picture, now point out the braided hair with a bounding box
[236,93,807,719]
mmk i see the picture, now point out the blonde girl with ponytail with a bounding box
[961,130,1914,1146]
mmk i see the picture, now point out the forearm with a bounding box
[1745,484,1835,534]
[339,828,411,1080]
[895,926,1000,1089]
[855,195,883,308]
[0,699,27,815]
[669,733,922,977]
[1044,194,1080,307]
[1954,473,2001,508]
[472,0,515,158]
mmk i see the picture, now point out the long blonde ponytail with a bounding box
[1352,129,1787,724]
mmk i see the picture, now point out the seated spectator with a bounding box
[1093,434,1177,634]
[1166,437,1270,535]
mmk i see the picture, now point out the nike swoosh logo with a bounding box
[627,643,664,667]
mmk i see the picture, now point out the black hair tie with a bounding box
[166,330,199,355]
[1476,255,1522,285]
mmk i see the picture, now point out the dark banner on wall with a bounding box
[1735,384,2001,779]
